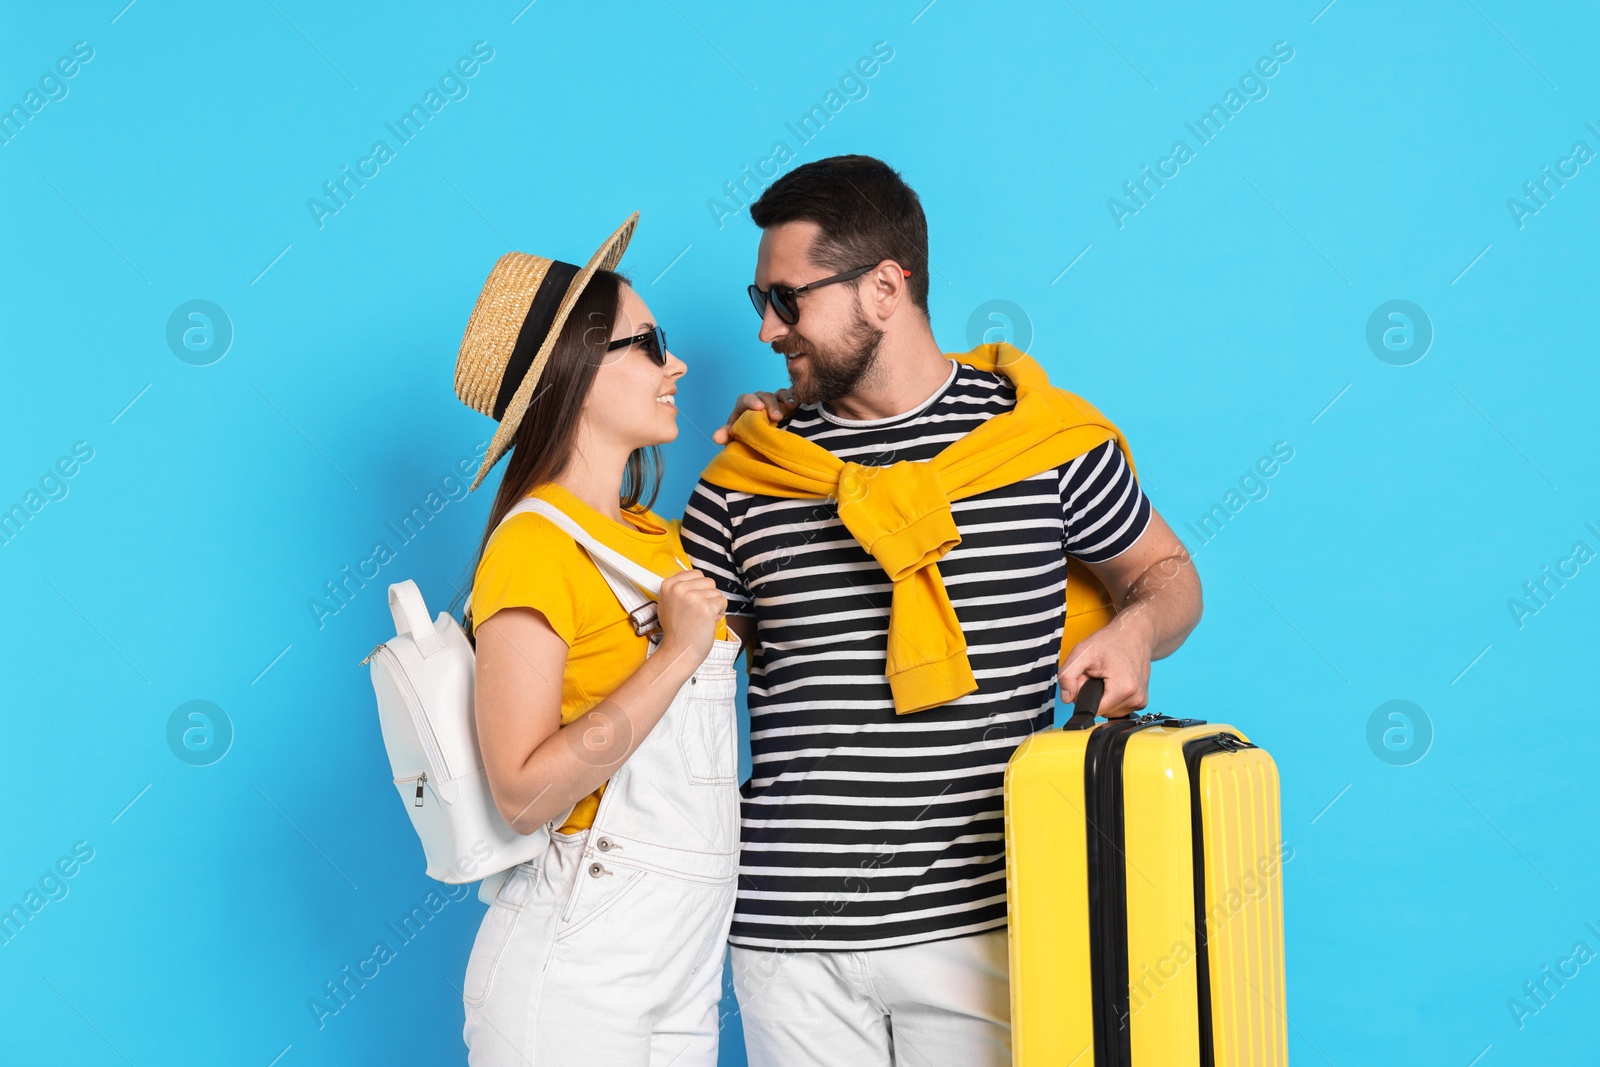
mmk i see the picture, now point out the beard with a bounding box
[773,306,885,405]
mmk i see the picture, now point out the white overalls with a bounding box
[462,502,741,1066]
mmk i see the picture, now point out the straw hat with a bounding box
[455,210,640,491]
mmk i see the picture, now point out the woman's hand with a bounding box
[711,389,796,445]
[654,568,727,669]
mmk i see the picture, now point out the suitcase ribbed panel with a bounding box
[1200,748,1287,1067]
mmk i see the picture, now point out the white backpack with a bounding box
[363,497,669,887]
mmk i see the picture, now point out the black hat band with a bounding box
[492,259,582,421]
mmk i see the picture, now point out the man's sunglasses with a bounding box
[605,324,668,366]
[747,264,912,326]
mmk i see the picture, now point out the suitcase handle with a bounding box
[1063,676,1106,731]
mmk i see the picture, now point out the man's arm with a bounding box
[1059,507,1202,717]
[679,479,757,649]
[1052,439,1201,717]
[725,615,757,647]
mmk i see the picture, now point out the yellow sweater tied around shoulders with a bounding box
[700,341,1136,715]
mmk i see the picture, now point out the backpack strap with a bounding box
[497,498,684,640]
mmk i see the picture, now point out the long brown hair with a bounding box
[450,268,661,641]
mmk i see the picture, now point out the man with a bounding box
[680,155,1202,1066]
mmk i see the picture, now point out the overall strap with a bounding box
[499,497,679,639]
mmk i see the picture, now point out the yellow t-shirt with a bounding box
[470,482,728,834]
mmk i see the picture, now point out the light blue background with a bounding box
[3,1,1597,1063]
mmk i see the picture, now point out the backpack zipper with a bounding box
[368,644,453,784]
[394,771,428,808]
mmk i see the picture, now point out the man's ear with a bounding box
[867,263,911,322]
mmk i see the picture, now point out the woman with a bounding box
[448,212,739,1065]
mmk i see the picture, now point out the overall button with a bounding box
[588,862,610,878]
[596,837,613,852]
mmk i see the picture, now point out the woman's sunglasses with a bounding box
[605,324,668,366]
[747,264,912,326]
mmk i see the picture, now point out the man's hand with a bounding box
[711,388,796,445]
[1057,509,1202,718]
[1058,610,1156,719]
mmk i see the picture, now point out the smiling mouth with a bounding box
[656,394,676,407]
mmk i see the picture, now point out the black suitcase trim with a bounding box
[1082,717,1160,1067]
[1081,716,1241,1067]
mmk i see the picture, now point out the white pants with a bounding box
[730,928,1012,1067]
[462,827,735,1065]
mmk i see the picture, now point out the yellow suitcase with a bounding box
[1004,679,1288,1066]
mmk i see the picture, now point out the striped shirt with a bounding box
[680,359,1150,951]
